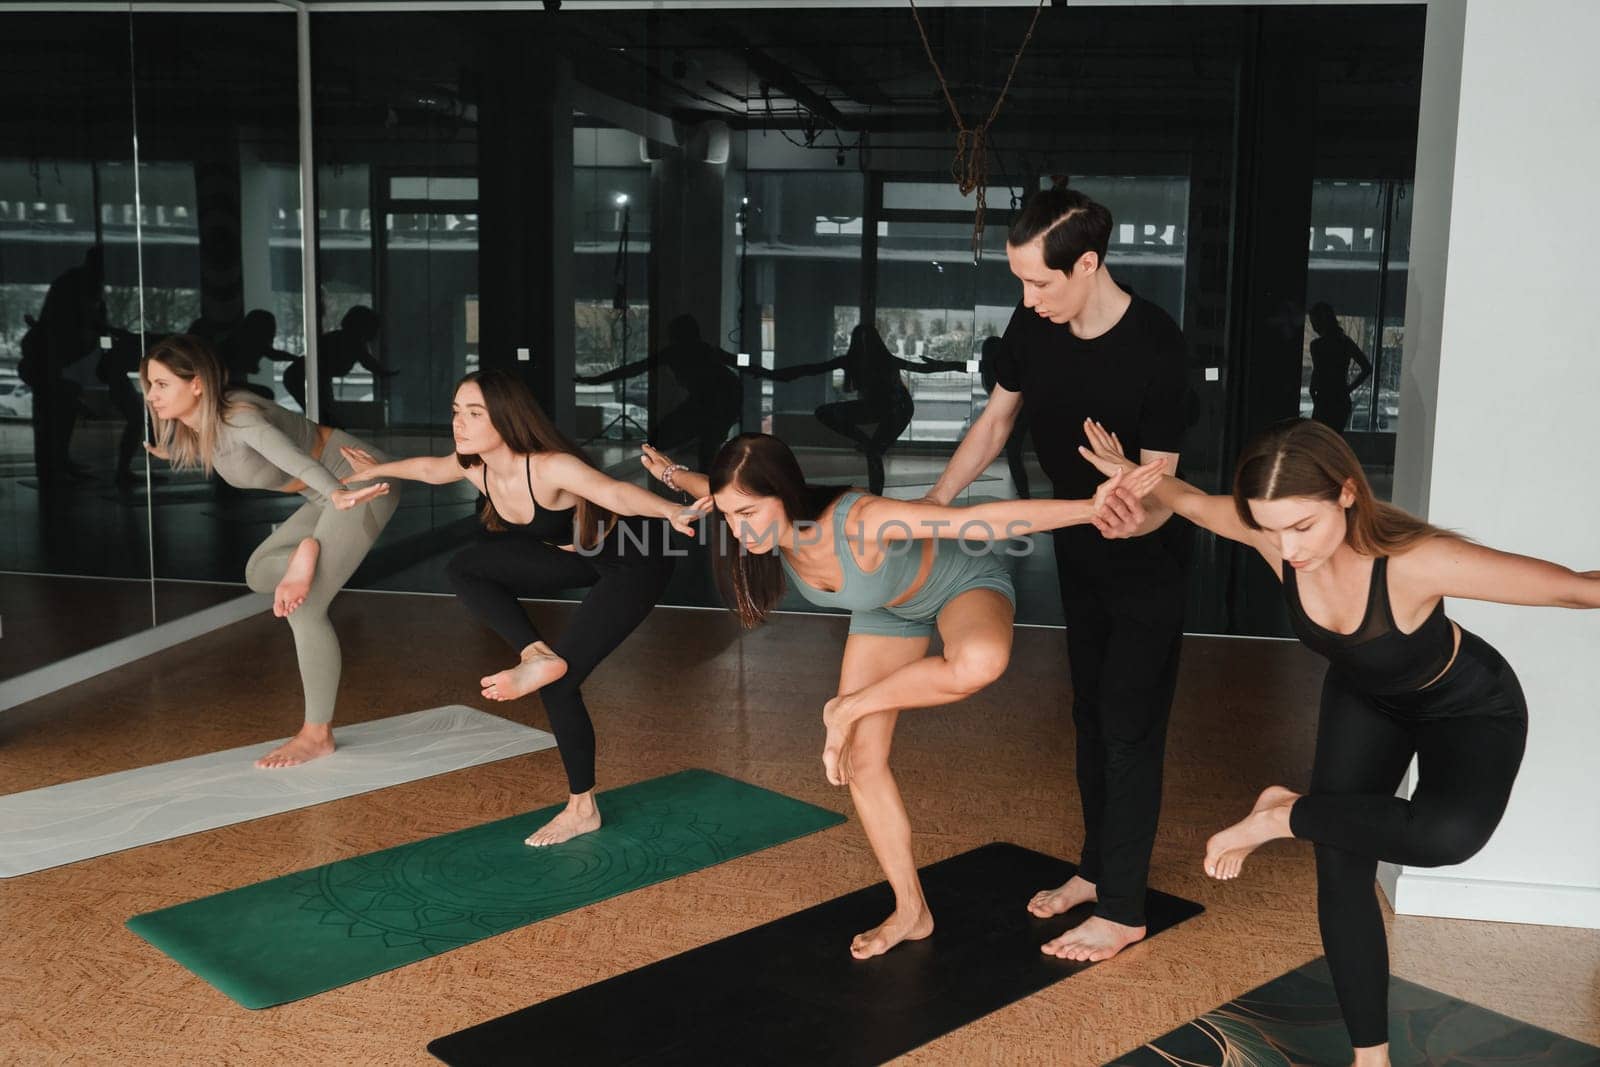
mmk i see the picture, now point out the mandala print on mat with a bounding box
[291,796,739,953]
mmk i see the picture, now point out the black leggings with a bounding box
[446,517,677,794]
[1287,631,1528,1049]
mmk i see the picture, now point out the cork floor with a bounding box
[2,592,1595,1065]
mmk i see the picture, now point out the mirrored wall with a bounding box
[1,1,1428,688]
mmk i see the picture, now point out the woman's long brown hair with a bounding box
[1233,418,1456,555]
[707,433,845,628]
[455,369,612,548]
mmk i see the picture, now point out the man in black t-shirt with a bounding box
[925,188,1190,963]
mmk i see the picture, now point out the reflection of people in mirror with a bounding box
[141,334,399,770]
[221,309,296,401]
[574,314,742,471]
[1308,302,1373,432]
[756,324,962,494]
[283,305,394,420]
[18,246,103,489]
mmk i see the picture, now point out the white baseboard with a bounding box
[0,593,269,712]
[1384,867,1600,929]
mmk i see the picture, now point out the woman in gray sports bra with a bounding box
[643,433,1156,961]
[141,334,397,769]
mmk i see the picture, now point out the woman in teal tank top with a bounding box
[643,433,1156,960]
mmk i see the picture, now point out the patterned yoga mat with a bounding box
[127,769,844,1008]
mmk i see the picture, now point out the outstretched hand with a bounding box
[330,482,390,510]
[667,497,713,537]
[639,442,680,485]
[1090,459,1165,538]
[1077,418,1136,478]
[338,445,378,480]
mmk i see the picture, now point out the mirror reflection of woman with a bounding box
[141,335,397,769]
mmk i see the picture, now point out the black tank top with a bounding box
[483,455,576,547]
[1282,555,1455,694]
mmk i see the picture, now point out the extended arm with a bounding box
[756,353,847,383]
[923,385,1023,505]
[575,358,649,385]
[891,355,966,374]
[855,462,1162,543]
[1410,537,1600,609]
[1347,340,1374,394]
[541,453,706,535]
[340,448,467,486]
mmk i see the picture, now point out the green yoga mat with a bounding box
[126,769,843,1009]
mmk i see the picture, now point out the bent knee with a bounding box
[1406,812,1496,868]
[947,642,1010,693]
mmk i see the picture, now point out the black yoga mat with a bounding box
[428,842,1204,1066]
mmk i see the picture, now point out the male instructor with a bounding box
[923,187,1190,962]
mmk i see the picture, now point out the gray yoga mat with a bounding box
[0,705,556,878]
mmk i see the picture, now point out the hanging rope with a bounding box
[909,0,1047,260]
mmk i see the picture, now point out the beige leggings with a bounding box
[243,431,399,725]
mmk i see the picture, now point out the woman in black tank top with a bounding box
[1083,417,1599,1064]
[345,370,707,848]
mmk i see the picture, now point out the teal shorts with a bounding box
[846,543,1016,639]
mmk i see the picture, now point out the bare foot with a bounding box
[1252,783,1300,814]
[850,905,934,960]
[1027,874,1097,918]
[274,538,320,617]
[1040,915,1146,962]
[821,694,858,786]
[255,723,335,769]
[525,793,601,847]
[482,645,569,702]
[1204,789,1299,880]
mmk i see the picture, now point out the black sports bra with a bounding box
[1283,555,1455,694]
[483,455,576,546]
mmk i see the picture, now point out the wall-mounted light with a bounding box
[614,193,630,207]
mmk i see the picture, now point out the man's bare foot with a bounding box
[255,723,335,769]
[525,792,600,847]
[1040,915,1146,962]
[850,905,934,960]
[1204,790,1298,880]
[274,537,320,617]
[482,644,569,702]
[1027,874,1097,918]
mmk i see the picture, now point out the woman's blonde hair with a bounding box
[1234,418,1457,554]
[139,334,245,474]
